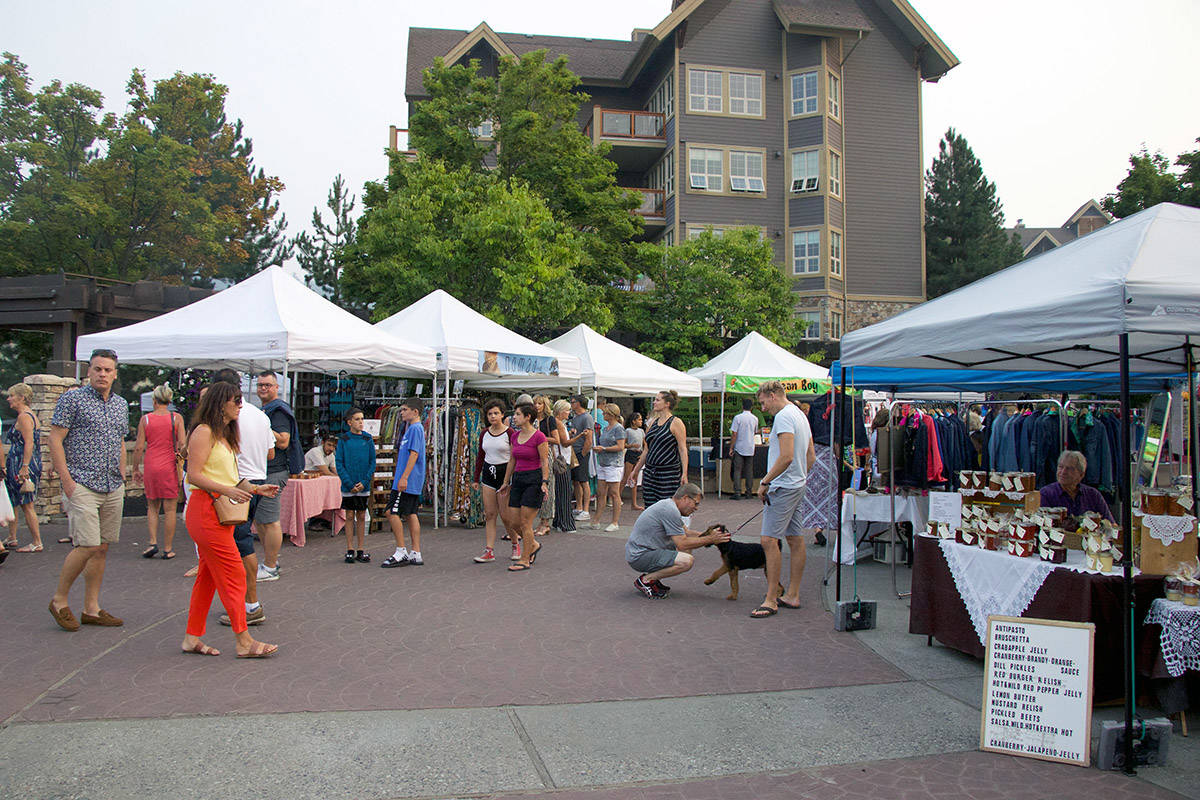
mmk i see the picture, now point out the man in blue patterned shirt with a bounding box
[48,349,130,632]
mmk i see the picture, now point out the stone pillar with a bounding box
[23,374,78,522]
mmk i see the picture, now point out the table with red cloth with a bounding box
[278,475,345,547]
[910,533,1163,702]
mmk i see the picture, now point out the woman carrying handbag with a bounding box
[181,381,280,659]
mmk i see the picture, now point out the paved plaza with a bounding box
[0,495,1196,799]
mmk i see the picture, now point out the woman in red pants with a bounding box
[182,381,280,658]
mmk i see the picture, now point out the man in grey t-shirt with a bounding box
[566,396,594,521]
[625,484,729,598]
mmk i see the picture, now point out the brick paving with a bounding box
[1,501,900,724]
[469,751,1190,800]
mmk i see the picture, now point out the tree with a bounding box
[924,128,1023,298]
[618,228,799,370]
[1101,147,1181,219]
[409,53,641,289]
[342,156,611,336]
[0,54,285,284]
[294,174,356,307]
[1178,139,1200,208]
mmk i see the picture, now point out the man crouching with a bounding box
[625,483,730,598]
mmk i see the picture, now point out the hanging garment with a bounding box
[799,444,838,530]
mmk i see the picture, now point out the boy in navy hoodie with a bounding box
[336,408,376,563]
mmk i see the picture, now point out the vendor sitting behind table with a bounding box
[1039,450,1114,523]
[304,435,338,477]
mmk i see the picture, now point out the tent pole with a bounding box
[718,383,726,498]
[1119,334,1135,775]
[698,394,704,494]
[445,366,451,527]
[835,374,845,603]
[431,372,438,530]
[1188,338,1198,513]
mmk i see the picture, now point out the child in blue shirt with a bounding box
[335,407,376,564]
[381,403,426,568]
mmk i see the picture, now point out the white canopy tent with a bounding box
[76,266,438,376]
[495,323,702,397]
[688,331,831,495]
[839,203,1200,772]
[373,289,582,524]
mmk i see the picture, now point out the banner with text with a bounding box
[724,375,834,395]
[479,351,560,377]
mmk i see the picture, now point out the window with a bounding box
[729,72,763,116]
[729,151,764,193]
[790,70,818,116]
[688,226,724,240]
[689,147,723,191]
[798,312,821,340]
[791,150,819,193]
[828,74,841,119]
[792,230,820,274]
[469,119,494,139]
[662,229,675,247]
[830,311,843,340]
[829,151,842,198]
[688,68,722,113]
[649,150,675,199]
[648,72,675,119]
[687,225,765,240]
[830,230,843,275]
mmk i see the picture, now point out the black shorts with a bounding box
[341,494,369,511]
[625,450,640,465]
[479,462,507,491]
[231,493,260,558]
[387,490,420,517]
[571,460,591,482]
[509,469,544,509]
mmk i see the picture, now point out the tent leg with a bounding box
[1188,338,1198,513]
[835,377,845,603]
[444,368,450,527]
[1119,334,1136,775]
[431,374,438,531]
[718,389,726,498]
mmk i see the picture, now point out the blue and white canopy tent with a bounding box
[837,203,1200,773]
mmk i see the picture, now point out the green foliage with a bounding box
[0,53,286,284]
[924,128,1023,298]
[618,228,800,371]
[1102,141,1200,218]
[294,174,357,309]
[343,156,611,337]
[407,58,496,171]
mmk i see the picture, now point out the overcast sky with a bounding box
[6,0,1198,263]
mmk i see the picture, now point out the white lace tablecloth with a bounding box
[1145,598,1200,678]
[937,538,1056,645]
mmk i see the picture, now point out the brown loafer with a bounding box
[80,609,123,627]
[49,601,80,632]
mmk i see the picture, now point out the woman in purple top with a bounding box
[1039,450,1114,523]
[499,403,549,572]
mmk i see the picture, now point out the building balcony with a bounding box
[585,107,666,172]
[627,188,666,228]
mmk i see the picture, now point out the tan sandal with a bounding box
[182,641,220,656]
[237,641,278,659]
[16,543,43,553]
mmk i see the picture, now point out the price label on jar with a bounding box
[981,616,1094,767]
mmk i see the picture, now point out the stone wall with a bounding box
[845,299,918,332]
[22,374,143,523]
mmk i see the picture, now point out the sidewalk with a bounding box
[0,495,1194,799]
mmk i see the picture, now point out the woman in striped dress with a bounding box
[630,390,688,506]
[549,400,576,532]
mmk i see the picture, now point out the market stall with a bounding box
[373,289,581,527]
[687,331,831,495]
[838,202,1200,770]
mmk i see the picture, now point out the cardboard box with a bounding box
[1139,520,1199,575]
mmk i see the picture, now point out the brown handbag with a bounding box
[208,491,250,526]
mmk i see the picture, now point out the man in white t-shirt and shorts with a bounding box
[728,398,758,499]
[751,380,816,618]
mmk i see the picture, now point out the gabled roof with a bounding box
[772,0,874,36]
[1063,199,1112,229]
[406,0,957,98]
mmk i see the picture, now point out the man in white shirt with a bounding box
[728,398,758,500]
[751,381,816,619]
[304,436,338,476]
[212,370,275,627]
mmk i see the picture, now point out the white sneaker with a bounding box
[604,523,620,532]
[256,564,280,582]
[575,511,591,521]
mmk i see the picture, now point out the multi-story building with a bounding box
[1007,200,1113,259]
[398,0,957,345]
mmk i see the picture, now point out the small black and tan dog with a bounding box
[702,526,785,601]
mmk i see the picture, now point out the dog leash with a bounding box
[729,499,769,534]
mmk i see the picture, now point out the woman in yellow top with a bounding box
[182,381,280,658]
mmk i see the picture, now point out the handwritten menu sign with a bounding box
[981,616,1094,767]
[928,491,962,525]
